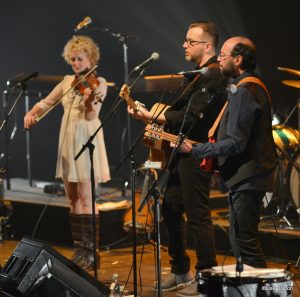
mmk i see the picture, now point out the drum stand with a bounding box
[281,98,300,226]
[264,156,296,229]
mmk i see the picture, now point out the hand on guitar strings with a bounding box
[170,140,192,153]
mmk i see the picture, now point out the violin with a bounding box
[32,65,99,125]
[71,69,100,95]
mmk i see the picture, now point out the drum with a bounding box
[263,126,299,213]
[272,125,299,158]
[197,267,293,297]
[287,149,300,209]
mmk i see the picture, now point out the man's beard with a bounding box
[221,63,238,78]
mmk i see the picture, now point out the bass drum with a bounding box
[263,125,299,212]
[287,149,300,210]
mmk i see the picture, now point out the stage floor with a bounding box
[1,178,300,296]
[0,240,299,297]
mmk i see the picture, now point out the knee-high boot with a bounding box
[69,213,86,266]
[81,214,100,271]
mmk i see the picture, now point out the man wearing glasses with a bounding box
[180,36,276,270]
[127,21,227,295]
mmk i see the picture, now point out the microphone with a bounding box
[133,52,160,71]
[74,16,92,32]
[177,67,209,75]
[15,72,39,87]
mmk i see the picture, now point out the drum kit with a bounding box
[197,265,293,297]
[264,67,300,223]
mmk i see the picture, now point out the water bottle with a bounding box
[110,273,120,297]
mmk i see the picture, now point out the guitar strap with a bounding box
[208,76,271,138]
[201,76,271,172]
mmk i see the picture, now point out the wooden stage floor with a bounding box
[0,240,299,297]
[1,178,300,295]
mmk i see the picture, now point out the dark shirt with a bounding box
[164,56,227,143]
[192,71,275,192]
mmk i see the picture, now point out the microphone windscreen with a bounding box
[151,52,160,60]
[200,67,208,75]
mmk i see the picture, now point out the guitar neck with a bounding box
[145,124,199,145]
[124,96,138,111]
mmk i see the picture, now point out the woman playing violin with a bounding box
[24,35,110,271]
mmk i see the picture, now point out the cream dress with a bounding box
[37,75,111,183]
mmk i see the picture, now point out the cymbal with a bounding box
[282,80,300,88]
[277,67,300,77]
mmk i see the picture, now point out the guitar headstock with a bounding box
[119,84,137,111]
[120,84,130,99]
[144,123,164,141]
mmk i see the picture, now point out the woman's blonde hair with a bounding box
[62,35,100,66]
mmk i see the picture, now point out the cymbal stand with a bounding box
[263,156,295,228]
[283,98,299,126]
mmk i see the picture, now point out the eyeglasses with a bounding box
[183,38,209,47]
[218,53,233,60]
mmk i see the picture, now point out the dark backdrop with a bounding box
[0,0,299,183]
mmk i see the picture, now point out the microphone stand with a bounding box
[117,72,207,296]
[136,89,197,297]
[117,71,206,297]
[0,83,29,190]
[82,25,137,196]
[74,94,125,280]
[228,196,244,279]
[0,84,26,133]
[110,31,137,198]
[74,70,144,285]
[137,76,220,297]
[114,69,147,297]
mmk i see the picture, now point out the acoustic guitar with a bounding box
[119,84,199,166]
[123,168,158,233]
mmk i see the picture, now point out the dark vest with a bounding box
[217,82,276,189]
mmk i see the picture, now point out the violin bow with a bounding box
[35,65,98,122]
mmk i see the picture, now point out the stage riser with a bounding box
[7,200,300,262]
[9,201,130,247]
[213,227,300,262]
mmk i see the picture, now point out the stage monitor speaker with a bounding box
[0,237,110,297]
